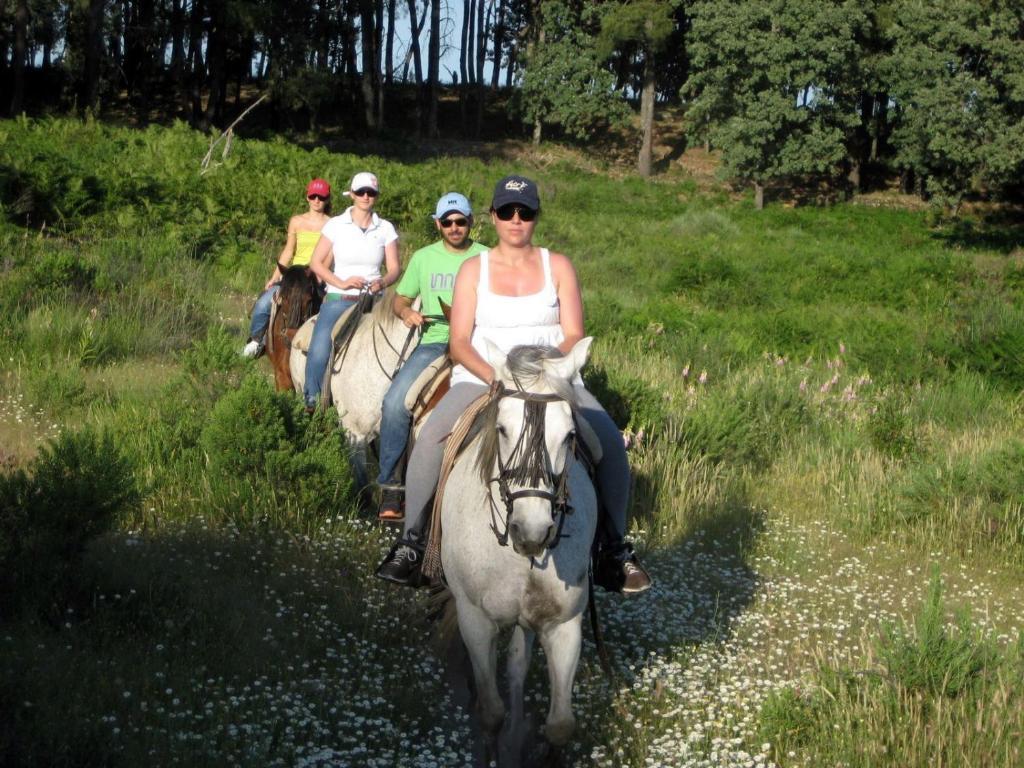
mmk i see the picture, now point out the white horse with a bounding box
[289,290,419,487]
[440,338,597,766]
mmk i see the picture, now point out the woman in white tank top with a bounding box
[375,175,651,595]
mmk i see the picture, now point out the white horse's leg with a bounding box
[500,625,535,767]
[346,433,370,496]
[538,616,582,746]
[457,599,506,738]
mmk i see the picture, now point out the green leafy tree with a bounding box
[517,0,630,142]
[599,0,676,176]
[885,0,1024,213]
[685,0,868,208]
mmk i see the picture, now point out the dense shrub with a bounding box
[0,428,139,617]
[866,391,919,459]
[879,571,996,699]
[200,374,355,526]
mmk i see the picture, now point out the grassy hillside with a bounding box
[1,118,1022,767]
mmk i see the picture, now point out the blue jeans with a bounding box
[303,296,357,407]
[377,342,447,485]
[249,284,279,340]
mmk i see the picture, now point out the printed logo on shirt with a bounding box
[430,272,456,291]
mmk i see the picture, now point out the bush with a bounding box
[866,391,919,459]
[878,570,996,699]
[0,428,139,618]
[200,375,355,527]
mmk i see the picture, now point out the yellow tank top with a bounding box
[293,231,322,267]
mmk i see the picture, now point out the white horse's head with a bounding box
[481,337,593,557]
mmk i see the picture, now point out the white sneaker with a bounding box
[242,340,261,358]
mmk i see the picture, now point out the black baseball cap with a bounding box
[491,175,540,211]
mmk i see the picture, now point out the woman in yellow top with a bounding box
[243,178,332,357]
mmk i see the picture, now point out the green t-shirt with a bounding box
[396,240,488,346]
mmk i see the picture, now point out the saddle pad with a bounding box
[290,303,362,354]
[402,352,451,413]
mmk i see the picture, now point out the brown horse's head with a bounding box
[277,266,321,332]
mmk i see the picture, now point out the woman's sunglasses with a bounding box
[439,217,469,228]
[493,204,537,222]
[307,194,329,201]
[353,188,379,198]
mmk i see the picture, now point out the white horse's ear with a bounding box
[548,337,593,381]
[483,338,509,380]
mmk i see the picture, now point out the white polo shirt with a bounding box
[320,207,399,297]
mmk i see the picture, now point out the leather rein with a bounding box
[486,387,578,556]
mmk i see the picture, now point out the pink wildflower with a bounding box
[698,369,708,385]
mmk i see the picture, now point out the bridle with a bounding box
[486,387,578,556]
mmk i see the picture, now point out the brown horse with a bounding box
[267,264,322,391]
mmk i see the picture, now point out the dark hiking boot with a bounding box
[377,486,404,522]
[594,541,652,595]
[375,536,425,587]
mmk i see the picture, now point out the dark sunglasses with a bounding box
[307,194,329,201]
[493,204,537,222]
[353,188,379,198]
[439,217,469,228]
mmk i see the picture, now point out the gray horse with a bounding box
[289,290,418,487]
[440,338,597,766]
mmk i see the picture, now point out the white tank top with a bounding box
[450,248,565,386]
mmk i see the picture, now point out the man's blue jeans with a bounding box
[303,296,357,408]
[376,341,447,485]
[249,284,279,340]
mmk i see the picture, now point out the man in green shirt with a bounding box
[377,192,488,519]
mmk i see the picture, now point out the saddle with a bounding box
[290,300,365,354]
[403,351,453,428]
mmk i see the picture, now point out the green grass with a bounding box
[1,117,1023,766]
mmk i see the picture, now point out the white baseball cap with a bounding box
[348,172,379,194]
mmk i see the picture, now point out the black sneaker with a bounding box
[594,541,652,595]
[375,538,425,587]
[377,487,404,522]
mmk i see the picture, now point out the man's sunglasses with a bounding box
[353,188,379,198]
[493,204,537,222]
[439,217,469,228]
[307,194,329,201]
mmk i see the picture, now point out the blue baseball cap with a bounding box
[432,192,473,220]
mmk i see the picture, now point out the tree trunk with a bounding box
[871,91,888,162]
[81,0,106,112]
[529,16,543,144]
[358,0,379,130]
[754,182,764,210]
[171,0,186,83]
[187,0,206,125]
[375,0,385,125]
[490,0,504,90]
[385,0,396,85]
[9,0,28,115]
[473,0,487,135]
[405,0,424,85]
[505,42,515,88]
[427,0,440,136]
[204,1,228,128]
[460,0,470,86]
[637,46,656,177]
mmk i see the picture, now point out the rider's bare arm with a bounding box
[393,294,423,327]
[267,216,301,289]
[449,257,494,384]
[550,252,584,355]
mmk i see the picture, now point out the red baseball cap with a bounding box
[306,178,331,197]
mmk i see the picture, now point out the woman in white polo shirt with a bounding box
[304,171,400,409]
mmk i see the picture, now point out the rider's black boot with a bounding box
[375,532,426,587]
[593,539,652,595]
